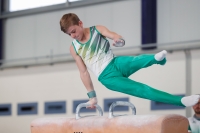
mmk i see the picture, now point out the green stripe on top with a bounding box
[94,26,101,34]
[89,34,101,61]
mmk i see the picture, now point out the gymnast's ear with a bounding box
[78,21,83,27]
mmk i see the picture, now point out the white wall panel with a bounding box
[170,0,200,42]
[192,50,200,95]
[35,11,61,56]
[4,16,36,59]
[157,0,200,43]
[157,0,171,43]
[111,0,141,48]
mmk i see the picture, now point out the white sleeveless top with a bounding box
[72,26,114,77]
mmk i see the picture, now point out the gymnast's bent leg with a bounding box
[113,51,167,77]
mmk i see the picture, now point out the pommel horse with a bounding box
[30,101,189,133]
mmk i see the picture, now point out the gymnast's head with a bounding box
[60,13,84,38]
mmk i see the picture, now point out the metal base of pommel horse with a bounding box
[30,101,189,133]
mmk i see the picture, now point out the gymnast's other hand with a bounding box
[113,38,125,47]
[86,97,98,109]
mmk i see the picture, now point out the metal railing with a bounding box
[0,40,200,69]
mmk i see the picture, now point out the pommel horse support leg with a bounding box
[30,102,189,133]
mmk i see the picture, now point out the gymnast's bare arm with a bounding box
[70,45,96,108]
[95,25,124,46]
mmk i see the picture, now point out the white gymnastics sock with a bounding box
[181,95,200,107]
[154,50,167,61]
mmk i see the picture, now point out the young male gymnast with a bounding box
[59,13,200,109]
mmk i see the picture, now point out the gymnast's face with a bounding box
[193,99,200,115]
[66,21,84,41]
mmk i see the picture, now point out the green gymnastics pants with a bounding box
[98,54,185,107]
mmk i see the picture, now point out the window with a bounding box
[9,0,90,12]
[1,0,118,19]
[44,101,66,114]
[0,104,11,116]
[9,0,67,12]
[17,102,38,115]
[68,0,82,2]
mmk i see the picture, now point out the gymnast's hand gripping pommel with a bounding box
[85,90,98,109]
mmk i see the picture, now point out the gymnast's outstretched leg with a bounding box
[100,77,184,106]
[100,76,199,107]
